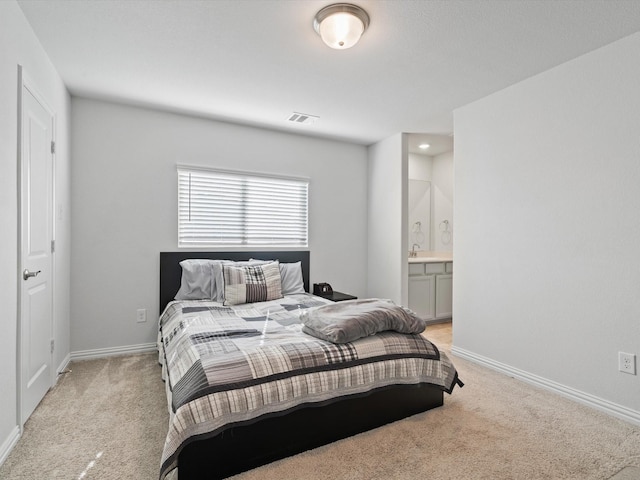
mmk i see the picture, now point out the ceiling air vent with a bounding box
[287,112,319,125]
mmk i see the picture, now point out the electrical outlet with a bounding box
[136,308,147,323]
[619,352,636,375]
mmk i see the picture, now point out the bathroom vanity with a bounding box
[408,253,453,322]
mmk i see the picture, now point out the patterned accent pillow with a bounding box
[223,261,283,305]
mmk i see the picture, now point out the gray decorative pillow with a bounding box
[279,261,305,295]
[301,298,426,344]
[174,259,215,300]
[223,261,283,305]
[210,260,235,302]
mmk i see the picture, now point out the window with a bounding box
[178,166,308,247]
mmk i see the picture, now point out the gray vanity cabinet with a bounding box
[408,261,452,322]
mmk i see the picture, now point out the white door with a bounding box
[19,70,54,425]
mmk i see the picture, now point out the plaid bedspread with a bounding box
[158,293,459,479]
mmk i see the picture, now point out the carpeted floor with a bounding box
[1,322,639,480]
[0,353,168,480]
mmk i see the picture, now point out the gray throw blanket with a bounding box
[301,298,426,343]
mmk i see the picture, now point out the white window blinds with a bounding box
[178,167,309,247]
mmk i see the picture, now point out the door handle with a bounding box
[23,269,41,281]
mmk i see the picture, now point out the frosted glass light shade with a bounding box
[319,12,364,49]
[314,4,370,50]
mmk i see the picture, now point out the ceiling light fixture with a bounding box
[313,3,370,50]
[419,143,430,150]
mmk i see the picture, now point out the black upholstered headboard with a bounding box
[159,251,310,312]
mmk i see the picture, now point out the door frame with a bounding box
[16,64,56,429]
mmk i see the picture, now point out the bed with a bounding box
[158,251,461,480]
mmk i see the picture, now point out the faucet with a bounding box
[410,244,420,258]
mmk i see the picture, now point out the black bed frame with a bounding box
[159,251,444,480]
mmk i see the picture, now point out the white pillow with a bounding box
[280,262,305,295]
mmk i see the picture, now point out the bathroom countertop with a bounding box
[408,252,453,263]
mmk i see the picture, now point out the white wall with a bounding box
[408,152,432,181]
[0,0,70,460]
[367,133,408,305]
[454,32,640,420]
[70,98,368,352]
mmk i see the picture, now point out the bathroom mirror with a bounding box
[408,179,431,252]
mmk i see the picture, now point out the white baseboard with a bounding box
[451,346,640,427]
[51,352,72,387]
[0,426,20,467]
[56,353,71,376]
[70,342,157,361]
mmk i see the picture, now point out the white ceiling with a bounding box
[17,0,640,153]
